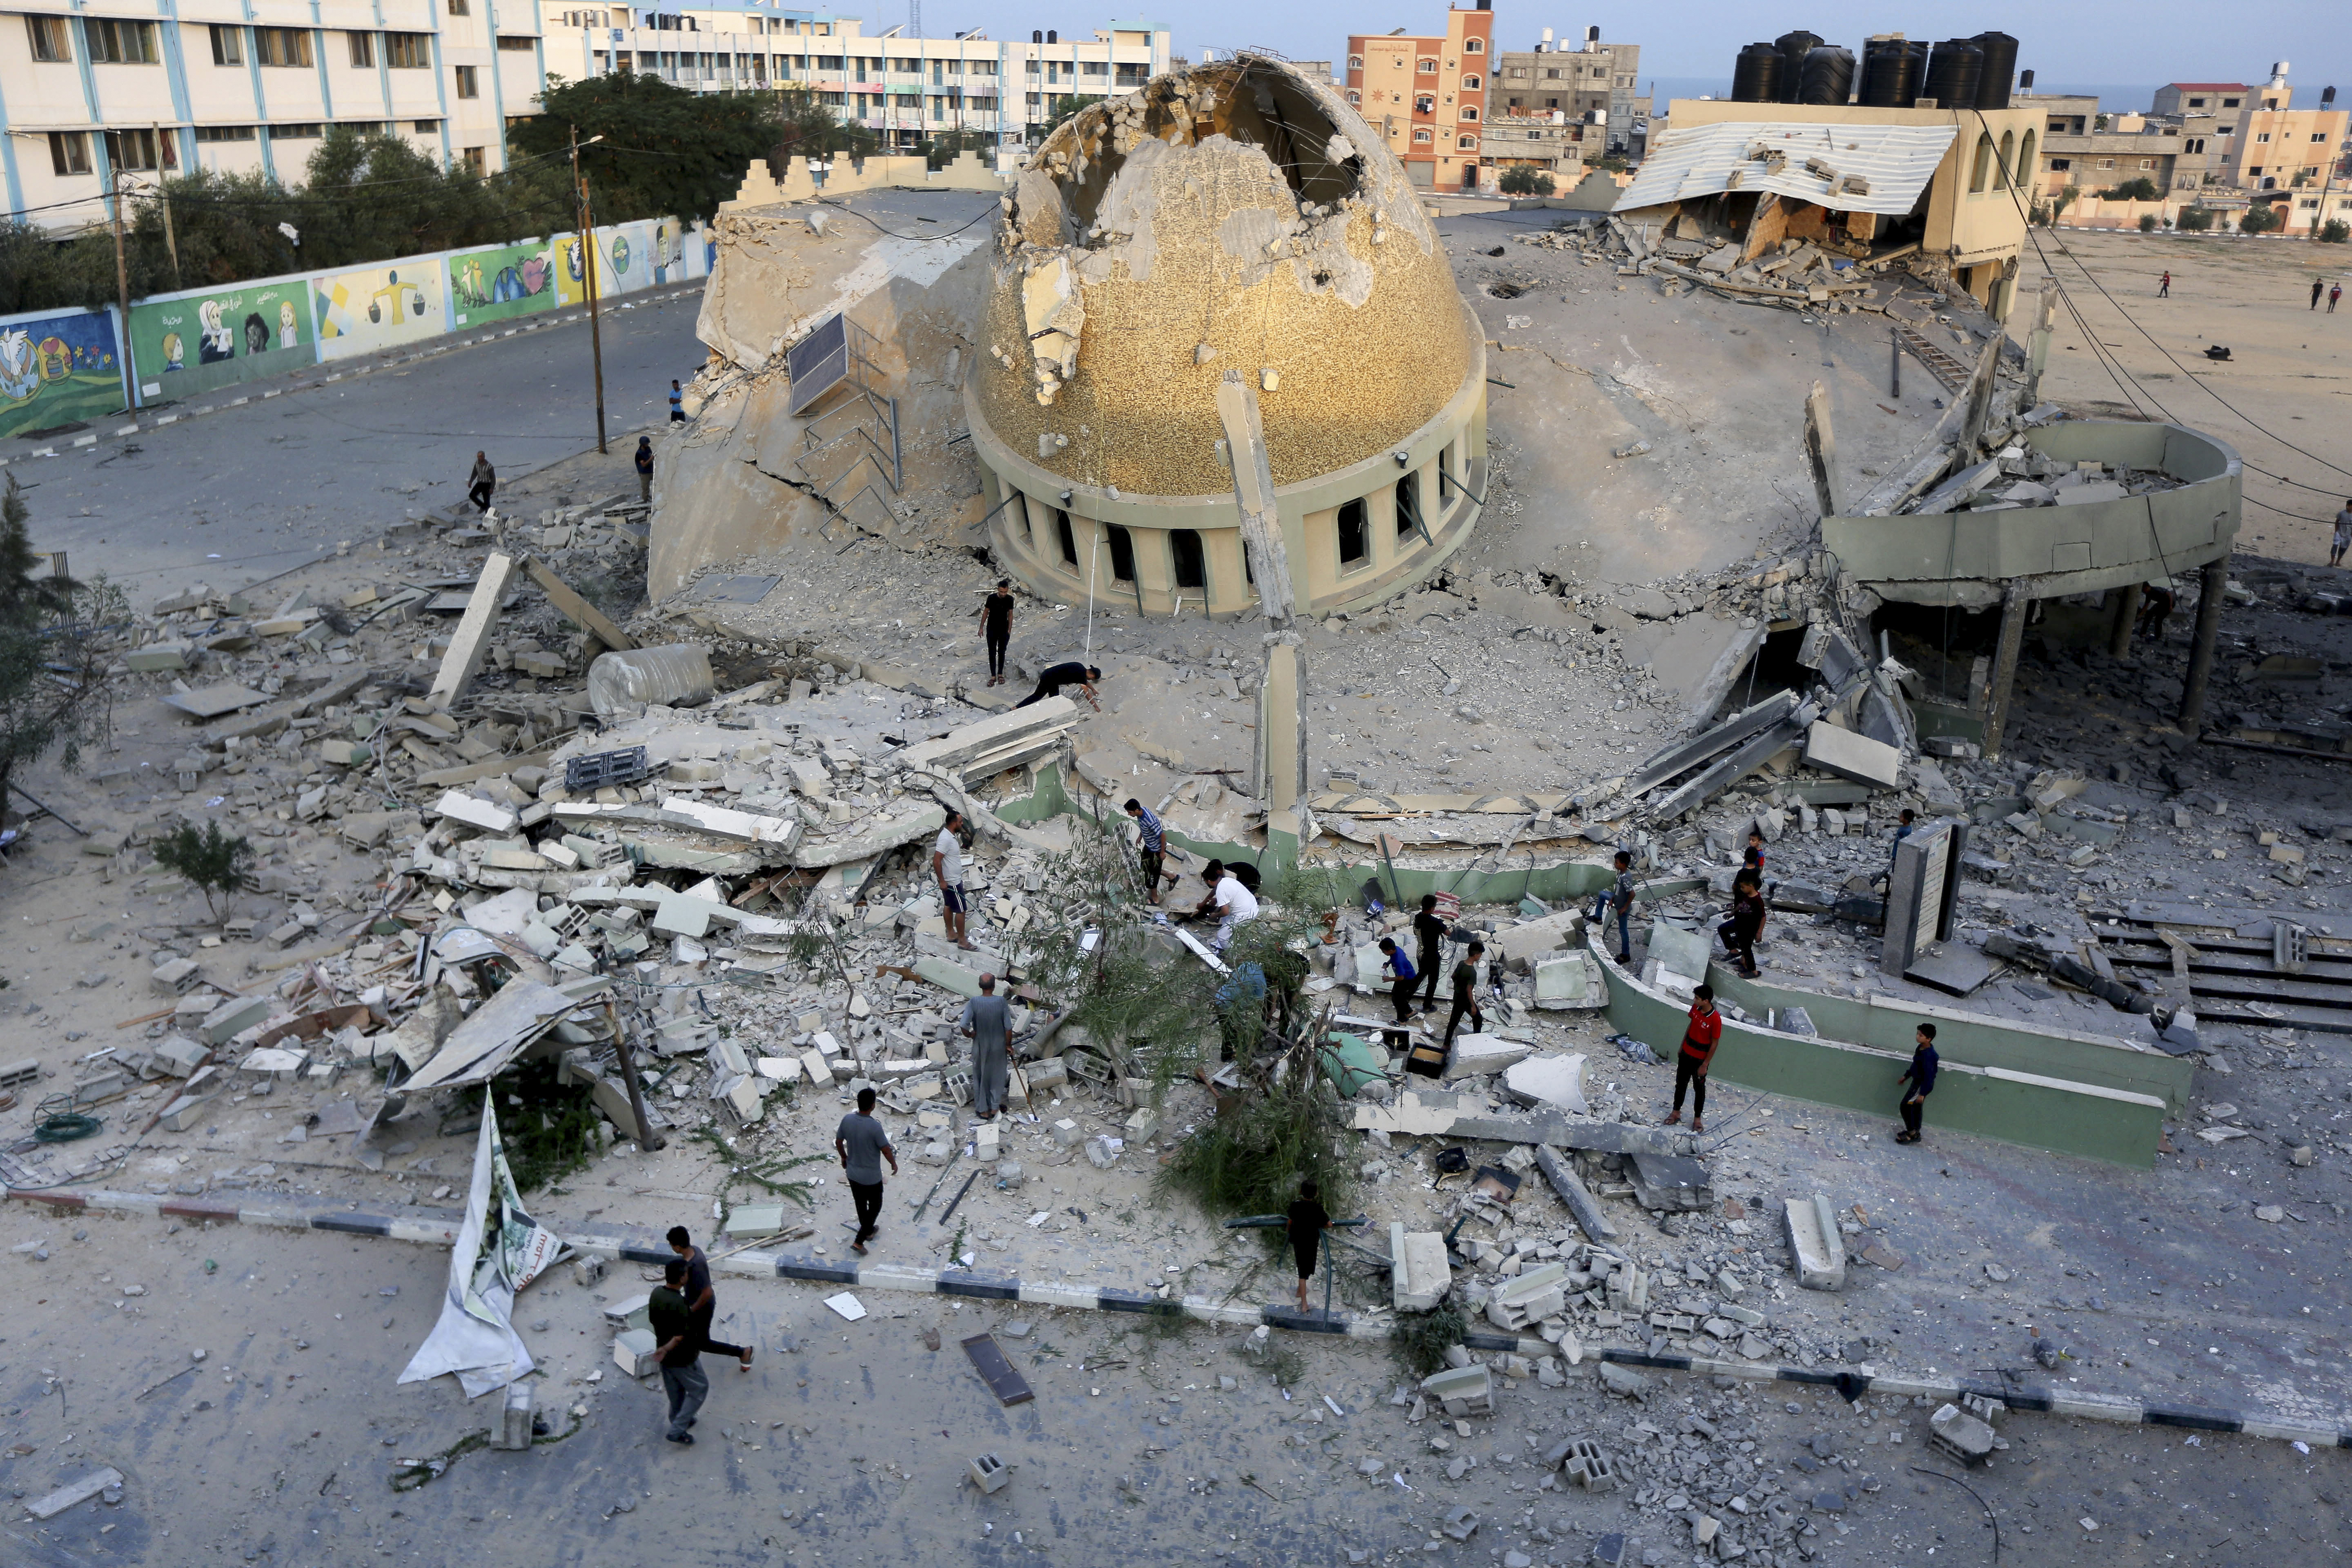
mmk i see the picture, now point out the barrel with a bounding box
[1858,37,1925,107]
[1731,42,1784,103]
[1774,30,1822,102]
[1922,38,1982,111]
[1971,31,2018,109]
[1797,46,1855,105]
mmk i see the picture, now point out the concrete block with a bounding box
[1392,1223,1452,1313]
[1486,1261,1568,1330]
[1531,952,1603,1009]
[1644,918,1712,984]
[724,1203,788,1236]
[1419,1363,1492,1416]
[433,790,520,835]
[201,995,273,1045]
[1123,1105,1160,1143]
[1557,1437,1619,1491]
[603,1292,652,1329]
[1803,722,1902,790]
[127,642,192,672]
[427,551,519,706]
[1443,1033,1532,1082]
[493,1379,534,1450]
[1501,1053,1588,1114]
[1597,1362,1649,1399]
[154,1035,207,1076]
[720,1075,765,1125]
[969,1452,1010,1494]
[1051,1117,1083,1148]
[151,957,203,996]
[24,1467,125,1521]
[1927,1403,1996,1463]
[1785,1194,1846,1291]
[612,1328,659,1378]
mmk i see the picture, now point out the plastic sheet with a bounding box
[586,643,714,720]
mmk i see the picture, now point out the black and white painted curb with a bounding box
[15,1182,2345,1450]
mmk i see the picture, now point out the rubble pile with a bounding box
[1512,213,1943,321]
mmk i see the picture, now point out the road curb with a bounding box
[13,1181,2345,1449]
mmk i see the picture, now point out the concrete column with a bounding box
[2104,584,2137,658]
[1982,578,2031,761]
[2177,557,2230,733]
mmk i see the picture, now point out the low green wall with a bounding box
[1598,936,2166,1168]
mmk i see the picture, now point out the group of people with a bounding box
[2312,277,2344,313]
[1368,892,1490,1053]
[1664,984,1940,1145]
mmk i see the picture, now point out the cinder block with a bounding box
[969,1452,1010,1494]
[493,1379,534,1450]
[151,958,203,996]
[1050,1117,1082,1148]
[1419,1363,1493,1416]
[153,1036,207,1076]
[612,1329,658,1379]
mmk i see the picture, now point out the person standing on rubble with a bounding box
[648,1257,706,1444]
[1124,797,1177,904]
[1209,862,1259,954]
[635,436,655,505]
[961,972,1011,1119]
[934,810,976,951]
[1443,940,1486,1049]
[1895,1023,1939,1145]
[1376,935,1418,1025]
[835,1086,899,1256]
[1412,893,1449,1010]
[2332,499,2352,569]
[1742,828,1767,883]
[670,379,686,422]
[668,1226,754,1371]
[976,579,1016,686]
[467,451,496,513]
[1592,849,1635,966]
[1664,983,1721,1135]
[1719,871,1766,979]
[1287,1176,1332,1313]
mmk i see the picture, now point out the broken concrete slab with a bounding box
[24,1467,125,1521]
[1444,1032,1532,1081]
[427,551,520,708]
[1802,722,1903,790]
[162,683,271,720]
[1501,1053,1589,1114]
[1390,1222,1452,1312]
[1532,1143,1619,1243]
[1784,1194,1846,1291]
[1625,1150,1712,1212]
[1532,952,1605,1010]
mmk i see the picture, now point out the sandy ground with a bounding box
[2019,226,2352,563]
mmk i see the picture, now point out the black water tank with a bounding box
[1859,37,1924,107]
[1922,38,1981,111]
[1731,42,1783,103]
[1799,45,1855,105]
[1971,31,2018,109]
[1774,30,1822,102]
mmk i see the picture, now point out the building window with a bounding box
[1969,133,1994,192]
[347,31,374,67]
[255,27,313,67]
[1997,129,2014,184]
[25,15,69,61]
[85,18,159,63]
[2314,131,2330,143]
[1412,128,1432,143]
[2019,129,2036,173]
[2139,158,2154,170]
[1463,38,1482,52]
[1346,89,1361,105]
[2098,158,2114,169]
[454,64,479,97]
[194,124,258,142]
[2049,156,2071,171]
[1437,443,1456,506]
[1336,499,1368,567]
[385,32,428,67]
[464,145,486,174]
[1054,509,1078,570]
[1462,74,1479,89]
[2255,131,2272,143]
[413,118,441,133]
[1105,524,1137,584]
[2187,96,2205,108]
[1347,52,1363,68]
[446,0,469,13]
[207,23,244,65]
[1457,134,1477,149]
[2221,96,2239,107]
[1461,105,1478,121]
[1415,95,1434,114]
[497,35,536,51]
[106,127,175,169]
[1417,57,1437,73]
[1170,529,1205,591]
[268,122,323,139]
[47,131,90,176]
[1394,472,1421,538]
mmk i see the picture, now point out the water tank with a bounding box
[1774,30,1822,102]
[1971,31,2018,109]
[1798,45,1855,105]
[1922,38,1982,111]
[1858,37,1924,107]
[1731,42,1784,104]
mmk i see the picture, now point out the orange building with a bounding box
[1344,2,1494,191]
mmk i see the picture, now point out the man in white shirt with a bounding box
[1211,867,1260,954]
[933,811,975,951]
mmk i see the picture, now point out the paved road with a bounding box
[5,287,708,603]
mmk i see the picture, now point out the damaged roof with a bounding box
[1614,120,1960,217]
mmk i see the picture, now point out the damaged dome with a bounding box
[971,56,1478,497]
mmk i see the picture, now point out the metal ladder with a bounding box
[1892,321,1972,395]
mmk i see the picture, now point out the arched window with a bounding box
[2018,128,2038,180]
[1970,132,1994,193]
[1417,56,1437,73]
[1997,129,2016,187]
[1456,133,1477,149]
[1463,37,1482,52]
[1461,73,1480,90]
[1347,52,1362,68]
[1461,104,1478,121]
[1170,529,1205,590]
[1346,89,1361,104]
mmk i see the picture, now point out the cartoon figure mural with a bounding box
[198,298,235,364]
[277,301,298,351]
[161,332,186,373]
[312,261,446,359]
[241,313,270,357]
[0,306,127,439]
[650,220,679,284]
[0,330,38,401]
[129,280,312,400]
[449,241,556,325]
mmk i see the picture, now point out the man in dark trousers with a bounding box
[648,1257,706,1444]
[1665,983,1721,1135]
[1718,872,1765,979]
[1592,850,1635,964]
[667,1225,753,1370]
[976,579,1016,686]
[1412,893,1449,1009]
[635,435,654,504]
[1376,936,1417,1024]
[1443,940,1486,1048]
[2314,277,2327,310]
[835,1086,898,1255]
[1287,1176,1331,1312]
[933,810,973,951]
[1895,1023,1939,1144]
[1015,660,1102,710]
[1125,797,1177,904]
[669,379,686,422]
[468,451,496,512]
[2332,498,2352,569]
[2157,270,2170,298]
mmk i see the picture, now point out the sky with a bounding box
[900,0,2351,110]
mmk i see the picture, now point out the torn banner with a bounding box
[399,1105,560,1398]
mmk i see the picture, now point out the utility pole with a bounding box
[570,124,609,454]
[152,123,180,288]
[107,160,134,413]
[2310,86,2339,240]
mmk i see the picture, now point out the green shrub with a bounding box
[149,821,255,918]
[1390,1301,1469,1378]
[2319,218,2350,243]
[2139,214,2160,232]
[2176,204,2216,232]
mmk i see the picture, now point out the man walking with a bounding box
[1014,660,1102,711]
[1664,983,1722,1135]
[467,451,497,513]
[1718,872,1765,979]
[976,580,1016,686]
[1443,940,1486,1048]
[2332,283,2344,314]
[934,810,975,951]
[834,1086,898,1256]
[1209,862,1259,954]
[667,1226,753,1370]
[2156,270,2170,298]
[1895,1023,1939,1144]
[648,1257,706,1444]
[1287,1176,1331,1313]
[2314,277,2327,310]
[1592,850,1635,965]
[2333,499,2352,569]
[1412,894,1449,1009]
[960,973,1011,1119]
[635,435,655,504]
[669,379,686,422]
[1125,797,1176,904]
[1376,936,1418,1024]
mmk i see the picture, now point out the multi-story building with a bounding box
[3,7,1169,232]
[2209,67,2346,198]
[1343,2,1492,191]
[1492,27,1642,154]
[2020,97,2184,200]
[1481,114,1584,179]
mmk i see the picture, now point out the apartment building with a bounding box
[5,0,541,231]
[1343,2,1492,191]
[541,7,1169,152]
[1492,27,1642,154]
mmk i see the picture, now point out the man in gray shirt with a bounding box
[834,1087,898,1256]
[960,973,1012,1119]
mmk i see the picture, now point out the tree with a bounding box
[2177,203,2216,232]
[1498,166,1555,196]
[2047,185,2079,224]
[2099,176,2160,203]
[0,477,120,814]
[148,822,257,919]
[1040,94,1106,139]
[2320,218,2350,244]
[2239,203,2281,235]
[510,74,817,224]
[2139,213,2160,232]
[918,127,994,172]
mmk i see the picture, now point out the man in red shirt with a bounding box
[1665,984,1722,1134]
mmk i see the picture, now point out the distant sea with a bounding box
[1639,76,2162,117]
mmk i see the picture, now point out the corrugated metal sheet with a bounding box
[1613,121,1960,216]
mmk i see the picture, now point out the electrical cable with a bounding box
[809,196,999,242]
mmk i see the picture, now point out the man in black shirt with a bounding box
[1443,940,1486,1049]
[634,435,654,504]
[1015,661,1101,710]
[648,1257,706,1444]
[1412,894,1448,1009]
[1718,873,1765,979]
[667,1225,753,1370]
[975,579,1016,686]
[1287,1177,1331,1312]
